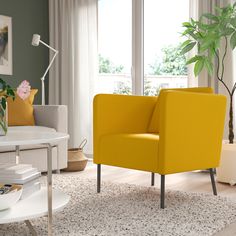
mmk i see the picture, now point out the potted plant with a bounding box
[0,79,31,136]
[180,3,236,185]
[0,78,15,135]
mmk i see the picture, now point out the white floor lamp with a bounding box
[31,34,58,105]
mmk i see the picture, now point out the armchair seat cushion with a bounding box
[97,133,159,172]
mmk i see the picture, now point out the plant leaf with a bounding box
[181,40,192,48]
[188,32,199,40]
[0,78,6,91]
[230,31,236,49]
[0,112,3,119]
[204,58,213,76]
[186,55,202,65]
[0,78,5,85]
[202,13,219,22]
[230,18,236,27]
[194,58,204,76]
[215,6,223,15]
[182,22,193,28]
[182,28,194,36]
[6,89,15,101]
[199,40,213,53]
[221,27,235,36]
[1,97,6,110]
[180,42,196,55]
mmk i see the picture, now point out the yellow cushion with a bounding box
[97,133,159,172]
[7,89,38,126]
[147,87,214,133]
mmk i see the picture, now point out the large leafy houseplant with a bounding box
[0,78,15,135]
[181,3,236,144]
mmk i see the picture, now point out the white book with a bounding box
[0,167,38,179]
[0,172,41,184]
[22,178,41,189]
[0,164,32,173]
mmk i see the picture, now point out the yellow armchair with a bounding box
[93,88,226,208]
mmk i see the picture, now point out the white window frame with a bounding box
[132,0,144,95]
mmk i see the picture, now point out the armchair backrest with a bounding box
[148,87,213,133]
[156,89,226,174]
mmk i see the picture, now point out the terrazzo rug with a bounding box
[0,175,236,236]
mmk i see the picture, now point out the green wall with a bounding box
[0,0,49,104]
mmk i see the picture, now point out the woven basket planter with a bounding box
[64,148,88,172]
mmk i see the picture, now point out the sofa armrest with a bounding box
[33,105,68,133]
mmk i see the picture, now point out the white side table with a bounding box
[0,128,69,236]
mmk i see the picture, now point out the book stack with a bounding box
[0,163,41,199]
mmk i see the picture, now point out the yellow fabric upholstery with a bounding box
[157,89,226,174]
[99,133,159,172]
[148,87,214,133]
[8,89,38,126]
[93,88,226,175]
[93,94,157,162]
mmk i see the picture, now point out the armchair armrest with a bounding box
[158,90,226,174]
[33,105,68,133]
[93,94,157,135]
[93,94,157,160]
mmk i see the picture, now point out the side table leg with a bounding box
[25,220,37,236]
[47,144,53,236]
[56,145,60,174]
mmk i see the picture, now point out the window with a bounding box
[144,0,189,96]
[98,0,132,94]
[98,0,189,95]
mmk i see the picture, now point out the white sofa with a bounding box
[0,105,68,172]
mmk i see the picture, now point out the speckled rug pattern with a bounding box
[0,174,236,236]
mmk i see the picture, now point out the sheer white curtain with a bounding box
[49,0,97,153]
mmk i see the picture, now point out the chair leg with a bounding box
[97,164,101,193]
[209,168,217,195]
[151,172,155,186]
[160,175,165,209]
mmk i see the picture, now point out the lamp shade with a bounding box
[32,34,41,46]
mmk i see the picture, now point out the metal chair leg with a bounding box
[97,164,101,193]
[151,172,155,186]
[209,168,217,195]
[160,175,165,209]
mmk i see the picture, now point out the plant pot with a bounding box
[63,148,88,172]
[216,140,236,186]
[0,99,7,136]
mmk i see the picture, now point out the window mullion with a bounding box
[132,0,144,95]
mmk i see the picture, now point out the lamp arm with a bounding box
[39,39,58,105]
[39,39,58,53]
[42,50,58,80]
